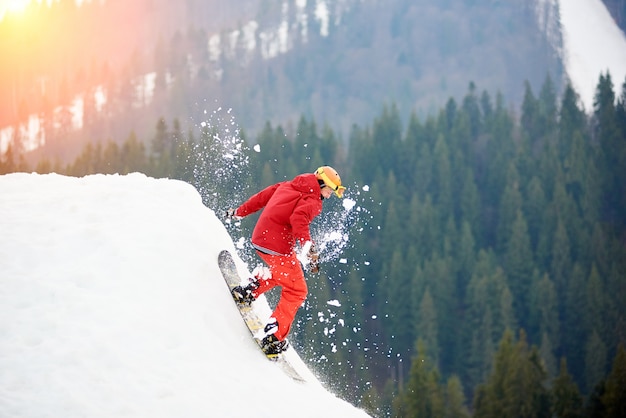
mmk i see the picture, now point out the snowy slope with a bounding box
[559,0,626,111]
[0,173,370,418]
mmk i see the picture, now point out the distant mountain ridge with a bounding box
[4,0,617,161]
[197,0,564,135]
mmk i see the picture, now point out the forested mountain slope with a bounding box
[6,72,626,417]
[2,0,564,162]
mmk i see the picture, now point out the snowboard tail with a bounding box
[217,250,304,381]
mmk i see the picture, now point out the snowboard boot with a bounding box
[231,279,259,306]
[261,334,289,356]
[260,320,289,356]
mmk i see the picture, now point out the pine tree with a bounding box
[443,375,470,418]
[496,165,523,252]
[564,131,598,262]
[562,263,588,383]
[460,167,481,240]
[559,83,586,161]
[529,273,559,374]
[504,210,533,325]
[586,265,608,344]
[538,74,558,140]
[381,177,404,256]
[422,253,457,374]
[474,330,550,418]
[484,93,515,221]
[102,141,121,174]
[401,111,424,192]
[456,221,476,297]
[416,288,439,366]
[397,339,445,418]
[120,131,147,174]
[152,117,168,158]
[432,133,453,222]
[473,329,518,418]
[594,72,624,227]
[585,329,607,394]
[602,344,626,418]
[461,81,482,140]
[465,306,495,394]
[464,255,504,391]
[552,218,572,291]
[386,247,415,358]
[551,358,583,418]
[521,80,540,143]
[348,124,375,185]
[540,332,558,379]
[413,141,433,198]
[412,194,437,260]
[372,103,403,176]
[524,176,546,250]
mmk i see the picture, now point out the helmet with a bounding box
[315,166,346,198]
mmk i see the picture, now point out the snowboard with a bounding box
[218,249,305,382]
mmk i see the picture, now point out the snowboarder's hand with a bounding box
[297,240,319,272]
[308,243,320,273]
[225,208,242,221]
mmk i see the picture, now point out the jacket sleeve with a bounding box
[289,197,322,246]
[235,182,282,217]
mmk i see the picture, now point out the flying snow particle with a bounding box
[343,198,356,211]
[362,185,369,191]
[253,144,261,152]
[327,300,341,307]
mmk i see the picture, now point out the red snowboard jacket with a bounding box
[235,173,323,256]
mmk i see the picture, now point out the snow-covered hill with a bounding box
[558,0,626,110]
[0,173,370,418]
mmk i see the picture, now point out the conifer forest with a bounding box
[2,73,626,417]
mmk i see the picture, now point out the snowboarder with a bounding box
[225,166,346,355]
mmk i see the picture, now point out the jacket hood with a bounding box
[290,173,321,195]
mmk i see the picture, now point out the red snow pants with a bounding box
[252,250,308,341]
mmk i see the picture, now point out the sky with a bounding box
[0,172,371,418]
[558,0,626,110]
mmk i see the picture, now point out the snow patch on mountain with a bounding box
[557,0,626,110]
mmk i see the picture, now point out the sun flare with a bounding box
[0,0,33,20]
[6,0,30,13]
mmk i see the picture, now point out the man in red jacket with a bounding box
[226,166,346,355]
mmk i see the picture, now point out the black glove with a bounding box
[308,243,320,273]
[225,208,242,220]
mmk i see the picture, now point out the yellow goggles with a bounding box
[317,168,346,198]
